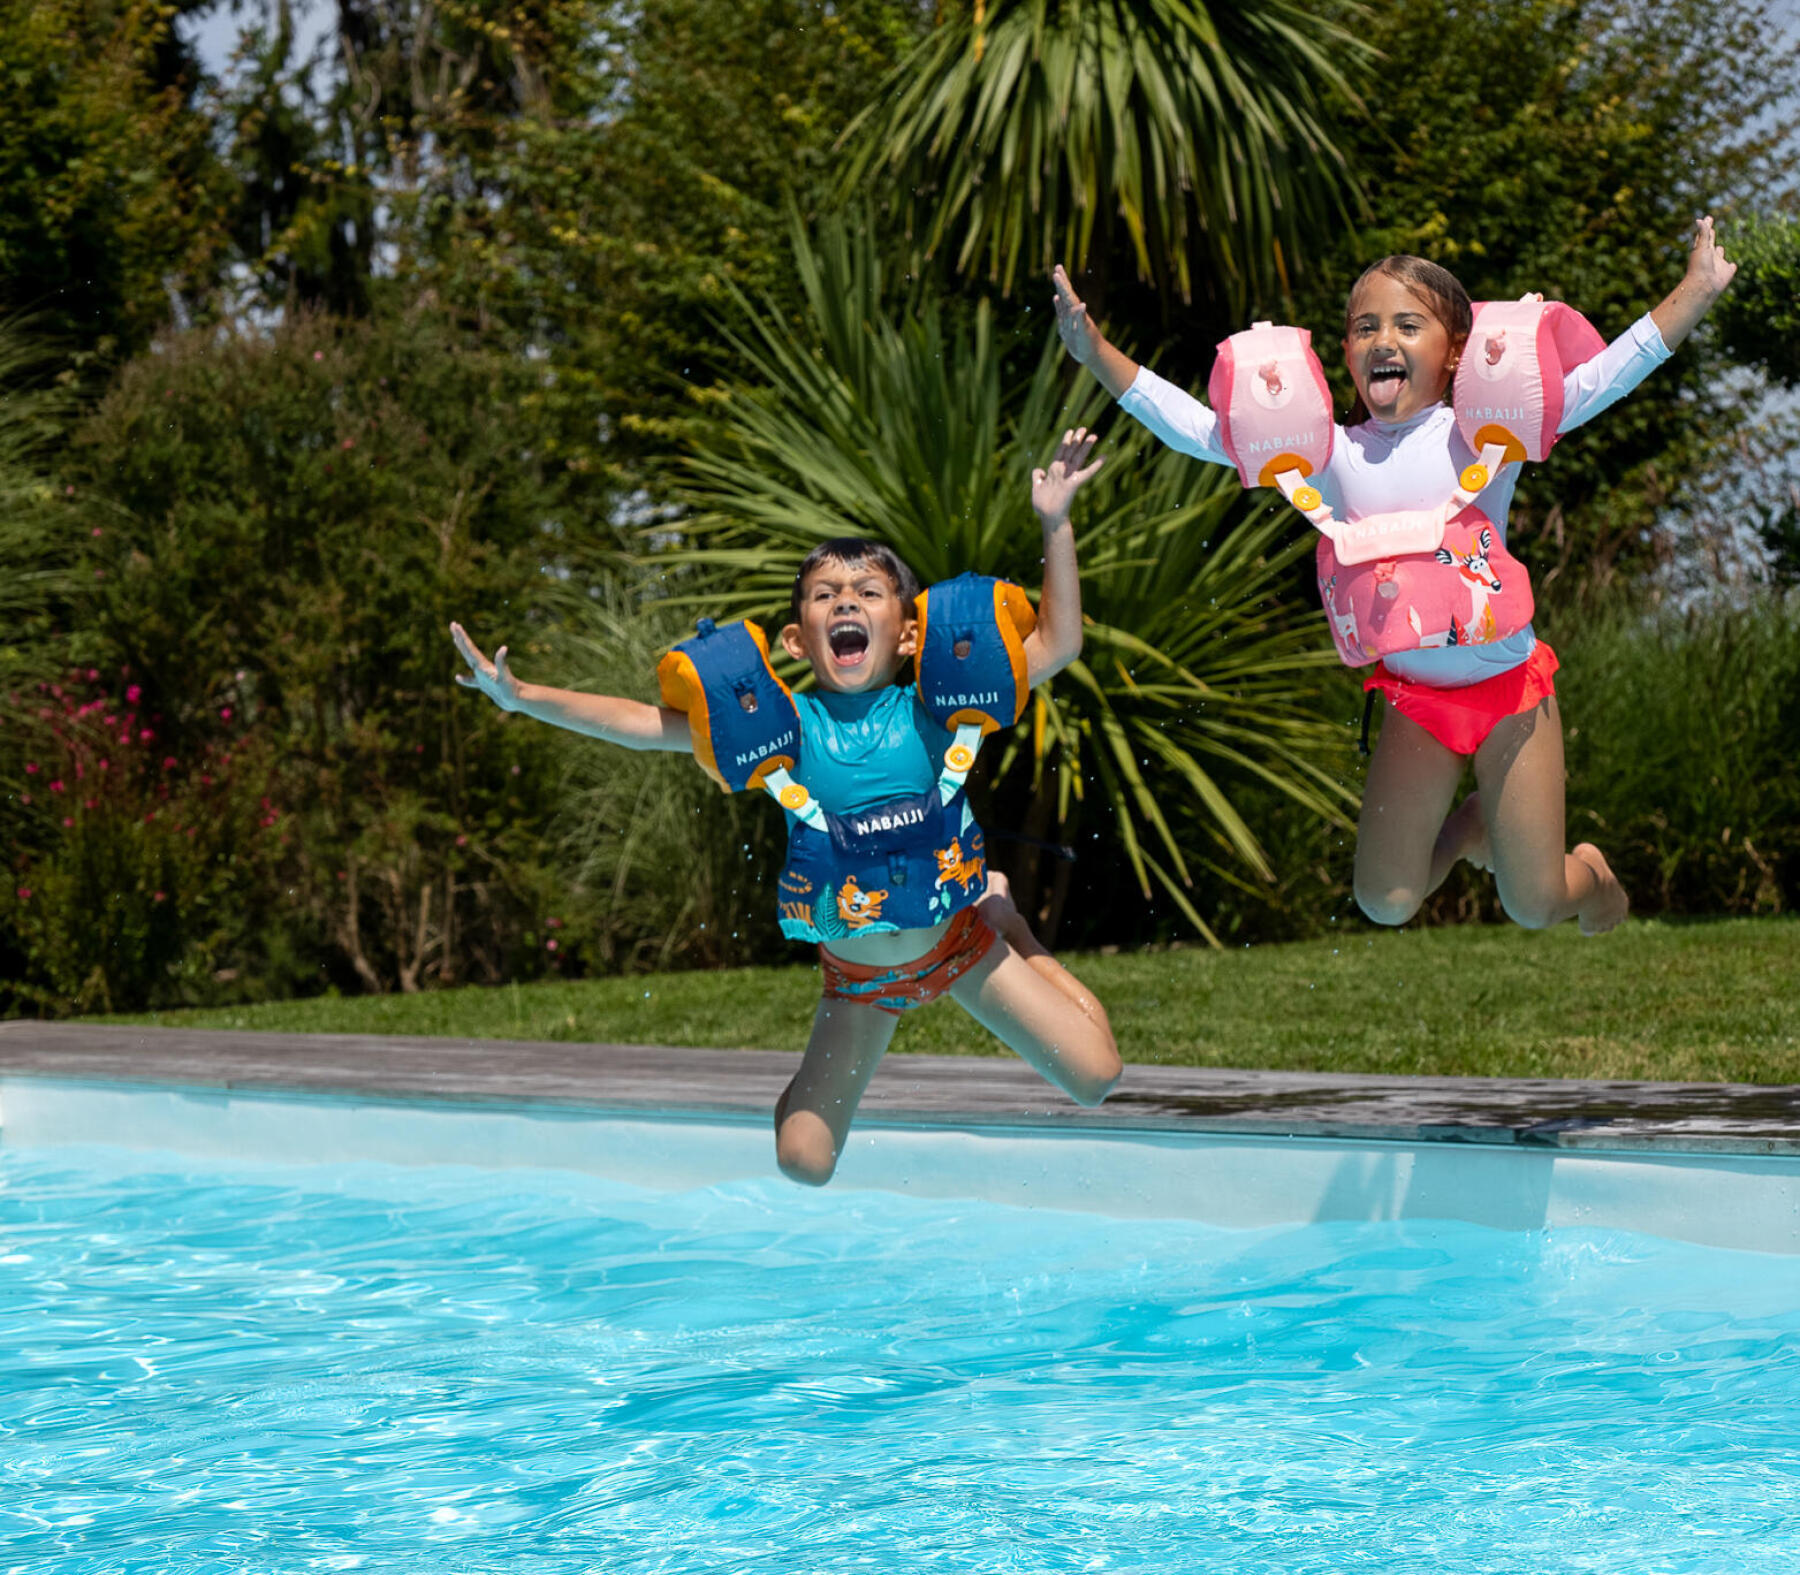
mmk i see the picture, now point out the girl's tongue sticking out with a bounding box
[1366,361,1409,412]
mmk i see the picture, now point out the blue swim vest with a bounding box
[656,572,1036,944]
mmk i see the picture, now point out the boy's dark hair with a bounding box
[787,537,921,626]
[1342,254,1474,425]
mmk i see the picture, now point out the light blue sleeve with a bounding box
[1557,315,1672,434]
[1115,366,1235,467]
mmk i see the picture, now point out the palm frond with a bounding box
[837,0,1370,305]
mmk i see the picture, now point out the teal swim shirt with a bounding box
[789,683,953,819]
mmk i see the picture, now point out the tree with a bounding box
[0,0,227,364]
[210,0,929,495]
[1715,214,1800,390]
[837,0,1369,317]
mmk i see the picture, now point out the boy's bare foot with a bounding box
[977,867,1019,922]
[976,869,1042,956]
[1428,793,1491,894]
[1573,843,1629,935]
[1457,792,1493,872]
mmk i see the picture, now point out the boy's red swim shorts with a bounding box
[1363,641,1561,757]
[819,907,998,1016]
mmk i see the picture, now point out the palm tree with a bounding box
[656,214,1354,942]
[836,0,1369,309]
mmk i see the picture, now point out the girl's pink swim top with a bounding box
[1117,313,1670,687]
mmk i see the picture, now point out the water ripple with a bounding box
[3,1146,1800,1572]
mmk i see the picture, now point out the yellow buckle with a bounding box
[1292,485,1323,513]
[778,783,810,811]
[946,743,976,772]
[1460,463,1490,494]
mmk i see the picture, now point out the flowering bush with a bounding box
[0,668,296,1014]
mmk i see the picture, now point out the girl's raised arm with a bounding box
[1650,216,1738,352]
[1559,217,1739,435]
[1052,266,1141,399]
[449,622,692,753]
[1052,264,1235,469]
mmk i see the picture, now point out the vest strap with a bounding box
[760,764,827,833]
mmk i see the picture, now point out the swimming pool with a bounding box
[5,1129,1800,1573]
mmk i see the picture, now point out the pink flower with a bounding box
[98,759,109,772]
[61,817,72,828]
[199,773,212,786]
[15,888,29,901]
[546,917,563,929]
[19,794,30,805]
[90,527,102,538]
[139,729,154,744]
[153,891,166,902]
[86,669,98,681]
[84,799,95,810]
[144,811,156,824]
[49,780,63,793]
[24,762,37,775]
[455,834,468,847]
[65,485,74,496]
[219,707,233,722]
[546,939,559,952]
[313,350,324,360]
[341,437,355,450]
[163,757,177,770]
[125,684,141,704]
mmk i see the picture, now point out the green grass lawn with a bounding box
[104,917,1800,1085]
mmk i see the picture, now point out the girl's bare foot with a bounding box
[1573,843,1629,935]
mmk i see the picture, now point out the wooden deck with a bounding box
[4,1020,1800,1155]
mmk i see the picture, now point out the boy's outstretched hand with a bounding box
[450,621,523,711]
[1032,427,1104,523]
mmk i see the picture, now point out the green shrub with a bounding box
[0,668,294,1014]
[1715,214,1800,389]
[27,306,614,1007]
[1556,594,1800,916]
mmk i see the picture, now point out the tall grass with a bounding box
[1555,592,1800,916]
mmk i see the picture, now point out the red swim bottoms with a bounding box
[819,907,998,1016]
[1364,641,1561,756]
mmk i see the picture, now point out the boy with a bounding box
[451,429,1120,1184]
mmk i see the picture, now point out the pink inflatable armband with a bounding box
[1453,298,1606,468]
[1209,322,1335,492]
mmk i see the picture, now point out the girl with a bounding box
[1052,220,1737,934]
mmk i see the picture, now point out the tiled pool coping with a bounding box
[3,1019,1800,1155]
[8,1023,1800,1252]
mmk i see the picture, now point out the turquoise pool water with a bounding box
[4,1144,1800,1573]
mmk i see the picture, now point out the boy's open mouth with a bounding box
[827,621,870,665]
